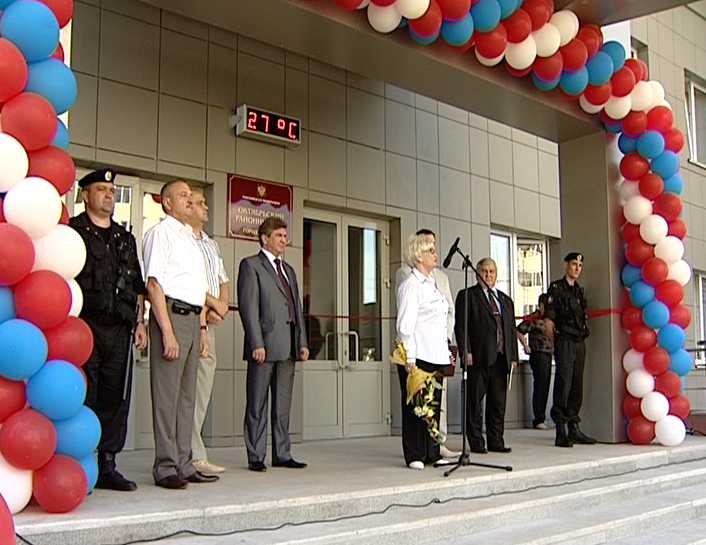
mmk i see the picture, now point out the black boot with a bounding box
[555,423,573,448]
[568,422,597,444]
[96,452,137,492]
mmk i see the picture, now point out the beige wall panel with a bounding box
[347,88,384,149]
[158,95,207,167]
[346,143,385,203]
[308,132,346,195]
[385,153,416,210]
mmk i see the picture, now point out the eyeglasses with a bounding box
[424,248,437,255]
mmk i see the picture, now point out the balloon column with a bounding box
[0,0,100,516]
[330,0,692,446]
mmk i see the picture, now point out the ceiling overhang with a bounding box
[555,0,696,26]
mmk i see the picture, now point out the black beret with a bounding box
[564,252,584,263]
[78,168,116,188]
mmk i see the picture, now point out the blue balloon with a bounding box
[643,300,670,329]
[636,130,666,160]
[602,40,626,71]
[52,118,69,150]
[669,349,693,376]
[532,72,560,91]
[560,67,589,96]
[0,0,60,62]
[621,264,642,287]
[441,13,474,46]
[651,151,680,179]
[77,452,98,493]
[658,324,686,354]
[27,360,86,420]
[0,287,15,324]
[0,0,17,8]
[604,120,622,134]
[409,27,439,45]
[664,173,684,195]
[53,406,101,459]
[0,319,48,381]
[618,134,637,154]
[25,59,78,115]
[498,0,519,19]
[471,0,502,32]
[586,51,614,86]
[630,281,655,308]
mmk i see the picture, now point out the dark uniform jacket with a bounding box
[546,278,589,342]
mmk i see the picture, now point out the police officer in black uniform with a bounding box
[70,168,148,491]
[546,252,597,448]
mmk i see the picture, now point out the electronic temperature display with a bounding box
[233,105,301,147]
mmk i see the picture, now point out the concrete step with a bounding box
[608,517,706,545]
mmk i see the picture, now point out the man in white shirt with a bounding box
[143,180,218,489]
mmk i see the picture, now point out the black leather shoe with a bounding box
[272,459,308,469]
[555,422,574,448]
[470,446,487,454]
[185,471,219,483]
[96,469,138,492]
[568,423,597,444]
[155,475,188,489]
[488,446,512,453]
[248,461,267,472]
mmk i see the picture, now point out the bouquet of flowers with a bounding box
[390,340,445,445]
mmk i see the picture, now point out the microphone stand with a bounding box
[435,245,512,476]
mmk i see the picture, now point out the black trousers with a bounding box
[397,360,441,465]
[529,351,552,426]
[550,337,586,425]
[83,317,133,457]
[467,353,508,450]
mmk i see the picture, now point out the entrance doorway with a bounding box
[302,209,391,440]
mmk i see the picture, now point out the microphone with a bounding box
[442,237,460,268]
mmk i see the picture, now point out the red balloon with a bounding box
[1,93,58,152]
[620,288,631,310]
[655,371,681,398]
[616,207,626,228]
[560,39,588,72]
[638,173,664,200]
[13,270,71,330]
[370,0,396,5]
[60,203,69,225]
[0,38,28,103]
[0,224,35,286]
[621,306,643,330]
[655,279,683,308]
[670,304,691,329]
[0,377,26,423]
[409,0,442,37]
[637,59,649,80]
[668,218,687,240]
[437,0,471,21]
[334,0,363,9]
[576,24,603,58]
[630,325,657,352]
[33,455,87,513]
[27,147,76,196]
[504,8,531,43]
[51,41,65,62]
[583,83,611,105]
[627,416,655,444]
[0,495,13,545]
[623,395,642,419]
[641,257,668,286]
[611,67,636,97]
[45,317,94,367]
[622,111,648,137]
[38,0,74,27]
[523,0,551,30]
[647,105,674,133]
[506,64,532,77]
[643,347,670,375]
[625,238,654,266]
[474,25,508,59]
[664,128,685,153]
[653,193,682,222]
[620,154,650,180]
[669,394,691,420]
[533,51,563,82]
[0,409,57,470]
[0,196,4,223]
[622,222,641,243]
[624,58,644,82]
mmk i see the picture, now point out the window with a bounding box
[686,74,706,167]
[630,37,649,66]
[697,273,706,366]
[490,233,512,297]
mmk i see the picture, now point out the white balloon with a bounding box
[3,177,62,239]
[604,94,632,120]
[655,415,686,446]
[357,0,370,8]
[648,81,665,109]
[622,349,645,373]
[67,278,84,317]
[624,195,652,225]
[0,453,33,514]
[641,391,670,422]
[579,95,604,114]
[505,35,537,70]
[549,10,579,46]
[367,2,402,33]
[619,180,640,202]
[631,81,654,112]
[659,100,673,110]
[639,214,669,245]
[654,236,684,265]
[533,23,561,57]
[394,0,429,19]
[0,133,29,192]
[475,49,505,66]
[668,259,692,286]
[626,369,655,398]
[32,224,87,279]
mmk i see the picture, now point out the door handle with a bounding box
[340,331,359,368]
[325,331,337,361]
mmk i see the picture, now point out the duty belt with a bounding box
[166,297,202,315]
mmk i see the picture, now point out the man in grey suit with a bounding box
[237,216,309,472]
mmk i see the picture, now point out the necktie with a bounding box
[275,258,296,322]
[488,290,504,354]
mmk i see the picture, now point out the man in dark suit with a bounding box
[237,216,309,472]
[455,258,519,454]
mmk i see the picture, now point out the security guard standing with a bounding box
[70,169,147,490]
[546,252,597,448]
